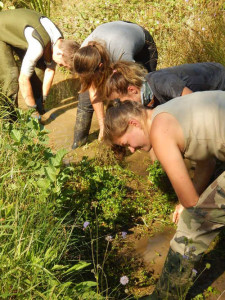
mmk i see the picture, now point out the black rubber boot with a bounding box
[72,108,93,149]
[139,247,201,300]
[72,91,94,149]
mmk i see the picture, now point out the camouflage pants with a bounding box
[171,171,225,257]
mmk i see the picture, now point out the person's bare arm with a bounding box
[149,148,158,162]
[89,85,104,141]
[181,87,193,96]
[172,158,215,224]
[151,114,199,208]
[19,73,36,107]
[42,67,55,97]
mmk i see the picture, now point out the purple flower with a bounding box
[83,221,90,229]
[105,235,113,242]
[120,275,129,285]
[183,254,189,260]
[189,246,196,252]
[122,231,127,239]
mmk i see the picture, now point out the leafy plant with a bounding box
[147,160,176,200]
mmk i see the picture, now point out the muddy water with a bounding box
[134,227,176,275]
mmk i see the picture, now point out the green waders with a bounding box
[0,41,19,120]
[0,43,45,118]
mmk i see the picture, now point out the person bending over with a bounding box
[72,20,158,149]
[103,91,225,299]
[105,61,225,107]
[0,8,79,119]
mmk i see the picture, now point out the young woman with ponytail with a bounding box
[103,91,225,299]
[105,60,225,108]
[72,21,158,149]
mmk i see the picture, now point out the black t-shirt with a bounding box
[146,62,225,103]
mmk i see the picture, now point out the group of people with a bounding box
[1,7,225,300]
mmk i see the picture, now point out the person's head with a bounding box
[52,39,80,71]
[104,99,152,153]
[105,61,147,102]
[73,40,111,92]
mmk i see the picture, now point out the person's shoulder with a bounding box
[151,110,170,130]
[151,110,180,145]
[150,112,167,142]
[146,70,165,84]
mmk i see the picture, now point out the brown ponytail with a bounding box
[73,40,111,93]
[105,61,147,99]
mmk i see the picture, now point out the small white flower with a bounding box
[120,275,129,285]
[105,235,113,242]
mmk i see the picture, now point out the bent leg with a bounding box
[72,91,94,149]
[171,171,225,257]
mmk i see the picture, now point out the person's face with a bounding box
[109,86,141,103]
[52,50,70,69]
[113,120,151,153]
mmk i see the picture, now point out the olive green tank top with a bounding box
[0,8,61,63]
[152,90,225,161]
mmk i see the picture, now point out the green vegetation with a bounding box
[1,0,225,298]
[51,0,225,68]
[0,105,160,298]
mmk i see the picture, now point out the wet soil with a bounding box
[18,71,225,300]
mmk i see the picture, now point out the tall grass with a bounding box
[53,0,225,68]
[11,0,51,16]
[0,107,99,299]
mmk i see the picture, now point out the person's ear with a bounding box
[53,44,63,57]
[99,62,103,68]
[127,85,139,94]
[57,50,63,57]
[128,118,141,127]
